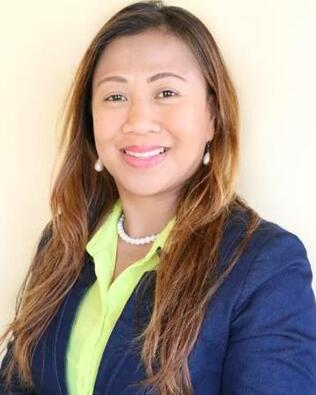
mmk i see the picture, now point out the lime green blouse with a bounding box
[66,198,175,395]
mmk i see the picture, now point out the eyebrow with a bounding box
[97,72,187,87]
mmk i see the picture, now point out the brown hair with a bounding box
[0,1,262,394]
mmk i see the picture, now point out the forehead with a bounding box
[92,29,203,83]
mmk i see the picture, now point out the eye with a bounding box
[157,90,177,98]
[104,94,126,102]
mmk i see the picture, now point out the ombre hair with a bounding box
[0,1,262,394]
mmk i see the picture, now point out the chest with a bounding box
[30,266,233,395]
[110,240,152,285]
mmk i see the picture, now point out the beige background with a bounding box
[1,0,315,334]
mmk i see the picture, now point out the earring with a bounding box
[202,141,211,166]
[94,158,104,172]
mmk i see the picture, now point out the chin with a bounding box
[115,178,171,197]
[123,186,167,197]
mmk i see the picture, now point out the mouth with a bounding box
[121,146,170,157]
[120,147,170,169]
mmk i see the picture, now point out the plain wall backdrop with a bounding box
[0,0,315,335]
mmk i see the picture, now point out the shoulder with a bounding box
[215,207,316,393]
[219,205,315,318]
[221,203,309,270]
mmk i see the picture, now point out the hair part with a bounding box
[0,2,262,394]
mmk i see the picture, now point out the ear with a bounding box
[207,94,216,142]
[207,114,215,142]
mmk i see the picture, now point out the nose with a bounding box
[121,99,160,135]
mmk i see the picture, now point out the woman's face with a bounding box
[91,28,214,200]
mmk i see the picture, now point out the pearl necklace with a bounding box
[117,213,160,245]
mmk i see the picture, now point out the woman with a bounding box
[1,1,316,394]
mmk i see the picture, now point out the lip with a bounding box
[121,148,169,169]
[121,145,169,153]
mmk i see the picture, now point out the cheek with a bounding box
[171,102,206,128]
[170,110,209,146]
[92,114,117,146]
[167,107,195,138]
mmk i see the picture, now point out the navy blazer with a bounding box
[1,209,316,394]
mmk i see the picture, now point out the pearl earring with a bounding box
[94,158,104,172]
[202,141,211,166]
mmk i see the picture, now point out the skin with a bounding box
[91,28,215,243]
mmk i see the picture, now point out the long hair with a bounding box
[0,1,262,394]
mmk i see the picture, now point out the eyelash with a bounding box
[104,90,177,102]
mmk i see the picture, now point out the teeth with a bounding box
[124,147,166,158]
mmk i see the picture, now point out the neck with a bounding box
[118,192,178,239]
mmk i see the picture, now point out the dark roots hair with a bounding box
[0,2,261,394]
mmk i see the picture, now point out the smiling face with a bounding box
[91,28,215,200]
